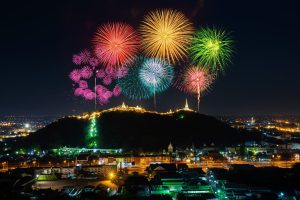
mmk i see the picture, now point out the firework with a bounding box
[189,27,233,73]
[179,66,214,112]
[74,87,84,96]
[79,80,88,89]
[139,58,174,93]
[79,49,91,64]
[93,22,139,68]
[83,89,95,100]
[118,56,153,100]
[115,67,128,78]
[95,84,108,95]
[89,57,99,67]
[80,66,93,79]
[140,9,194,64]
[96,70,106,78]
[113,85,122,96]
[139,58,174,108]
[103,76,112,85]
[69,69,81,82]
[72,55,82,65]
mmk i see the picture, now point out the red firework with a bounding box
[181,67,214,94]
[93,22,139,68]
[179,66,214,112]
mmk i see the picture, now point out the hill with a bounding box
[17,106,259,151]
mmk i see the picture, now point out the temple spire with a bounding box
[184,99,189,110]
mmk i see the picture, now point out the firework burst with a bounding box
[93,22,140,68]
[189,27,233,73]
[179,66,214,112]
[118,56,153,100]
[69,69,81,82]
[69,49,124,107]
[139,58,174,108]
[139,58,174,92]
[140,9,194,64]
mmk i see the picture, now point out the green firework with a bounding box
[189,27,233,73]
[118,56,154,100]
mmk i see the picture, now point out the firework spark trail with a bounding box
[140,9,194,64]
[93,22,140,68]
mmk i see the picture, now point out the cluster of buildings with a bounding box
[0,116,55,141]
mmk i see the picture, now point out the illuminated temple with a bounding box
[67,100,195,120]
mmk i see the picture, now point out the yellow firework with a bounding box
[140,9,194,64]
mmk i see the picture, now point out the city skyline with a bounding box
[1,0,300,116]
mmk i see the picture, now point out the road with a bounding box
[33,179,117,191]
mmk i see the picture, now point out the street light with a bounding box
[109,172,115,179]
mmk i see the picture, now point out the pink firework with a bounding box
[79,49,91,64]
[98,91,112,105]
[181,66,214,94]
[113,85,122,96]
[79,80,88,89]
[80,66,93,79]
[92,22,140,68]
[96,69,106,78]
[180,66,215,112]
[72,55,82,65]
[89,57,99,67]
[74,87,85,96]
[103,76,112,85]
[115,67,128,78]
[105,67,117,77]
[95,84,108,95]
[98,95,109,105]
[69,69,81,82]
[83,89,95,100]
[104,90,113,99]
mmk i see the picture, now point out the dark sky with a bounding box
[1,0,299,116]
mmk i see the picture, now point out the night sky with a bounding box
[1,0,299,116]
